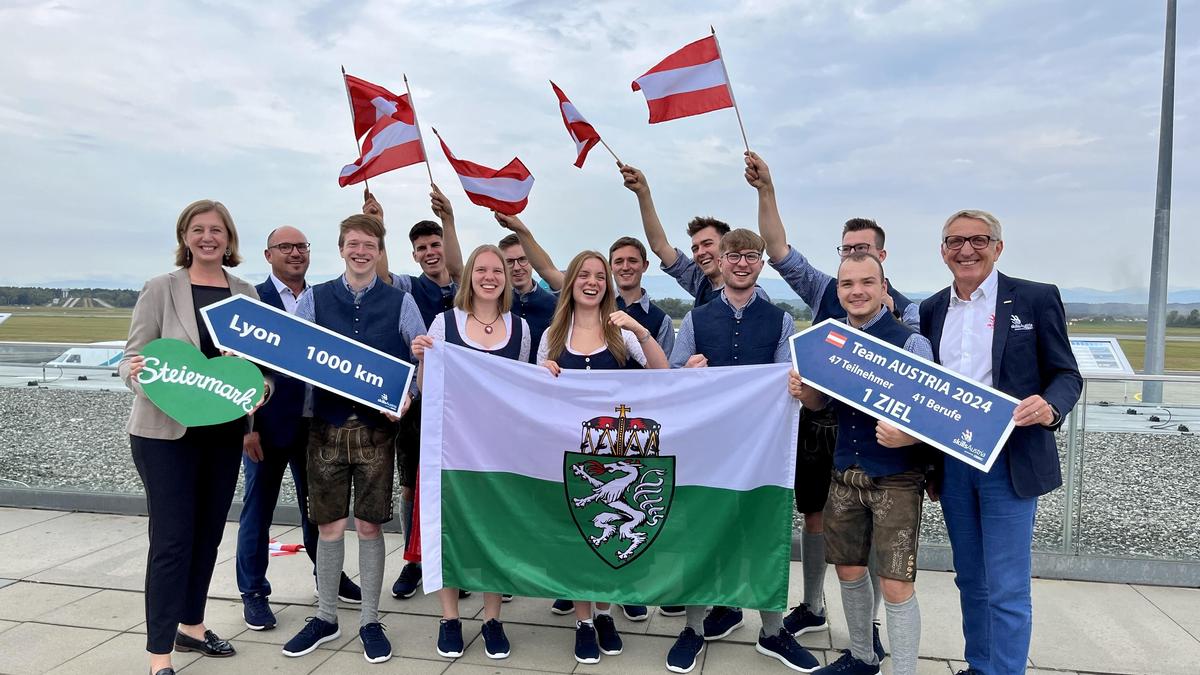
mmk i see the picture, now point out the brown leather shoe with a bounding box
[175,629,235,657]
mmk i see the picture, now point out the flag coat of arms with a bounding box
[338,74,425,186]
[419,342,798,610]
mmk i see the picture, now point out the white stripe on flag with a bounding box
[419,341,447,592]
[633,59,727,101]
[561,101,588,125]
[458,174,534,202]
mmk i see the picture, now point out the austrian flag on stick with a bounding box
[632,35,733,124]
[435,130,534,216]
[338,74,426,187]
[550,81,601,168]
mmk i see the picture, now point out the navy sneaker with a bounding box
[593,614,623,655]
[666,626,705,673]
[359,622,391,664]
[659,605,686,617]
[756,628,820,673]
[954,669,984,675]
[502,594,514,603]
[784,603,828,636]
[282,617,340,657]
[481,618,510,659]
[242,593,276,631]
[551,599,575,615]
[621,604,649,621]
[391,562,422,599]
[872,620,886,662]
[437,618,464,658]
[338,573,362,604]
[814,650,879,675]
[702,606,744,641]
[459,589,472,598]
[574,621,600,664]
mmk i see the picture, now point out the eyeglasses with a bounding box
[722,251,762,264]
[943,235,997,251]
[504,256,530,268]
[836,243,874,256]
[268,242,311,254]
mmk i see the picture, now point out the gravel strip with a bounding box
[1,387,1196,559]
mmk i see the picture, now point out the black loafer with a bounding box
[175,629,236,657]
[152,669,176,675]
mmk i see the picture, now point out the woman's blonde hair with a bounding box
[544,251,627,366]
[454,244,513,314]
[174,200,242,268]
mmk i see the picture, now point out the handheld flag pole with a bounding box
[599,138,622,166]
[710,26,750,153]
[340,65,370,193]
[404,74,436,186]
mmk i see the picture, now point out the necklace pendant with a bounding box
[484,325,494,334]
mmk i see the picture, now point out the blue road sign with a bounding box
[790,318,1018,472]
[201,294,415,415]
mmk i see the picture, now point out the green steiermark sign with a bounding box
[137,338,264,427]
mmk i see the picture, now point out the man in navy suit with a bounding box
[919,210,1081,675]
[235,226,359,632]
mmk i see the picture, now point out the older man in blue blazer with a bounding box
[919,210,1081,675]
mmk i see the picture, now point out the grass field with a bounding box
[3,307,1198,371]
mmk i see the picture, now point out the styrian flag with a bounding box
[631,35,733,124]
[550,81,601,168]
[435,130,533,216]
[339,74,425,187]
[418,342,797,610]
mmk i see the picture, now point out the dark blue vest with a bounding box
[252,279,307,447]
[813,278,914,323]
[557,329,643,371]
[407,273,456,328]
[691,296,785,367]
[510,285,557,350]
[693,278,720,307]
[311,279,412,429]
[831,312,927,477]
[442,309,525,361]
[616,294,668,340]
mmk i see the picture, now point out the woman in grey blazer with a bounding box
[119,200,268,675]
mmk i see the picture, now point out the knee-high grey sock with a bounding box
[840,573,877,665]
[759,610,784,637]
[801,531,826,615]
[870,569,883,621]
[400,496,414,552]
[685,605,706,632]
[316,537,344,624]
[885,594,920,675]
[358,535,386,626]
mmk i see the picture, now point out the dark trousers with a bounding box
[235,420,318,598]
[131,421,243,654]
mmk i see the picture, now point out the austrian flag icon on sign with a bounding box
[825,331,848,348]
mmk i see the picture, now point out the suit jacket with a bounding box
[251,278,308,447]
[119,268,260,440]
[920,272,1082,498]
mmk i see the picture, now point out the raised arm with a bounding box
[744,151,789,263]
[494,212,564,291]
[620,164,678,267]
[430,184,464,282]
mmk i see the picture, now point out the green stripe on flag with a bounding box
[441,469,792,611]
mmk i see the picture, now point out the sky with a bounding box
[0,0,1196,295]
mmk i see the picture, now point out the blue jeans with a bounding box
[940,451,1038,675]
[235,423,318,598]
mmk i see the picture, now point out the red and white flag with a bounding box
[631,35,733,124]
[550,81,601,168]
[435,130,533,216]
[826,331,848,349]
[338,74,426,187]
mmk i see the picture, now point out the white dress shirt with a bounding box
[939,268,999,387]
[269,273,305,314]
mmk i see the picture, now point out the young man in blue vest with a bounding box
[237,226,359,632]
[362,189,463,600]
[790,252,937,675]
[282,214,424,664]
[498,231,557,351]
[665,228,819,674]
[609,236,676,357]
[745,151,916,648]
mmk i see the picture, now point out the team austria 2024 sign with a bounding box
[790,318,1019,472]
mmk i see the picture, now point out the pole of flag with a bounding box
[599,138,622,166]
[710,26,750,153]
[404,74,436,186]
[340,65,370,194]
